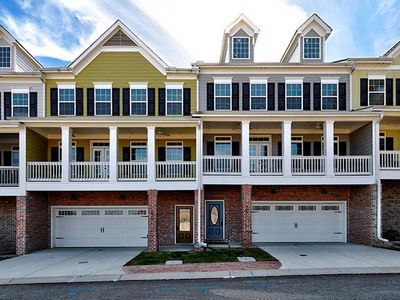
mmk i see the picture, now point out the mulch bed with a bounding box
[123,261,281,274]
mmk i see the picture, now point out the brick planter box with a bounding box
[123,261,281,274]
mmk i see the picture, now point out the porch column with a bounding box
[373,120,379,177]
[241,121,250,177]
[147,189,158,252]
[282,121,292,176]
[324,120,335,176]
[241,184,252,248]
[109,126,118,183]
[147,126,156,183]
[196,122,203,183]
[19,126,26,188]
[61,127,71,182]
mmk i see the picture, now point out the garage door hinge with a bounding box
[252,232,259,234]
[334,211,342,213]
[141,216,149,218]
[55,237,64,239]
[141,236,148,239]
[334,232,342,235]
[55,216,64,218]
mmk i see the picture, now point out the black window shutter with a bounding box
[158,147,166,161]
[232,141,240,156]
[184,147,191,161]
[242,82,249,111]
[158,88,166,116]
[206,142,214,155]
[277,142,282,156]
[386,137,394,151]
[3,151,11,166]
[183,88,191,115]
[122,88,130,116]
[76,88,83,116]
[313,83,321,110]
[386,78,393,106]
[303,83,310,111]
[303,141,311,156]
[87,88,94,116]
[360,78,368,106]
[232,83,240,110]
[339,142,347,156]
[4,92,11,119]
[396,79,400,106]
[339,82,346,110]
[50,147,59,162]
[207,83,214,111]
[122,147,130,161]
[313,141,322,156]
[148,88,155,116]
[76,147,84,162]
[268,83,275,110]
[29,92,37,117]
[278,83,285,111]
[112,88,120,116]
[50,88,58,116]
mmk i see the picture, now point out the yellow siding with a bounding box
[382,130,400,150]
[26,129,47,161]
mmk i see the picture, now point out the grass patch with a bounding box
[125,247,277,266]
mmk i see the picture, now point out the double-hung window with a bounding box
[250,79,267,110]
[11,146,19,166]
[131,142,147,161]
[0,46,11,68]
[215,136,232,156]
[214,79,231,110]
[94,83,112,116]
[321,80,338,110]
[368,76,385,106]
[379,132,386,151]
[232,37,250,59]
[303,37,320,59]
[58,141,77,162]
[291,136,303,156]
[166,83,183,116]
[166,142,183,161]
[58,83,75,116]
[285,80,302,110]
[130,83,147,116]
[11,89,29,117]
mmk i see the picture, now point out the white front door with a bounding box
[252,202,346,243]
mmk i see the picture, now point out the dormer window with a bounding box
[303,37,320,59]
[0,47,11,68]
[232,37,250,59]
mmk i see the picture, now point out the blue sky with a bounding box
[0,0,399,67]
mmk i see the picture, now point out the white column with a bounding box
[147,126,156,183]
[324,120,335,176]
[61,127,71,182]
[196,122,203,183]
[19,126,26,189]
[109,127,118,183]
[241,121,250,177]
[282,121,292,176]
[373,120,379,177]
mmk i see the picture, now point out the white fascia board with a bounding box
[165,82,184,88]
[249,77,268,84]
[11,88,30,93]
[368,74,386,80]
[213,77,232,84]
[94,82,113,89]
[129,82,148,89]
[57,82,76,89]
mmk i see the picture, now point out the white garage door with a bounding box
[252,202,346,243]
[53,207,148,247]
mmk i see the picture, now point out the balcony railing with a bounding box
[203,156,242,175]
[292,156,326,175]
[118,161,147,181]
[250,156,283,175]
[27,162,62,182]
[0,166,19,186]
[335,156,372,175]
[156,161,196,181]
[70,162,109,181]
[380,151,400,169]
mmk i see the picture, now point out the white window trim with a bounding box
[249,135,272,156]
[58,141,77,162]
[166,141,184,161]
[321,79,339,111]
[94,83,112,116]
[291,136,303,156]
[250,78,268,111]
[11,89,30,118]
[368,75,386,106]
[130,141,147,162]
[0,46,12,68]
[231,36,250,60]
[302,36,321,60]
[57,83,76,116]
[90,140,110,161]
[285,79,303,111]
[129,82,148,116]
[214,79,232,111]
[321,136,340,156]
[214,136,232,156]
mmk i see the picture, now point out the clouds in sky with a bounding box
[0,0,399,67]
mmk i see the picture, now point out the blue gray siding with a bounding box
[228,29,254,63]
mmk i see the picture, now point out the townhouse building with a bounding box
[0,14,398,255]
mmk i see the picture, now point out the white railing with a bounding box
[0,166,19,186]
[250,156,283,175]
[118,161,147,181]
[156,161,196,181]
[27,162,62,182]
[292,156,326,175]
[203,156,242,175]
[335,156,372,175]
[380,151,400,169]
[70,162,109,181]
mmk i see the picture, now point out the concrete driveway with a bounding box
[0,247,143,279]
[257,243,400,269]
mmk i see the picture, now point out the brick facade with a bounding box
[194,189,205,242]
[0,197,16,254]
[381,181,400,237]
[147,189,158,252]
[241,184,252,248]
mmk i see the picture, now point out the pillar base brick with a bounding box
[194,189,205,243]
[241,184,252,248]
[147,189,158,252]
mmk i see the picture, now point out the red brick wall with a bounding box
[381,181,400,235]
[241,185,252,248]
[157,191,195,247]
[0,197,16,254]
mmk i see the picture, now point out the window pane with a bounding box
[166,89,182,115]
[322,84,337,97]
[215,84,230,97]
[60,103,75,115]
[59,89,75,102]
[13,107,29,117]
[215,143,231,156]
[291,143,302,155]
[12,151,19,166]
[96,102,111,115]
[131,89,147,102]
[369,93,384,105]
[251,84,266,110]
[251,84,266,96]
[0,47,11,68]
[215,97,231,110]
[166,148,183,161]
[12,93,29,106]
[303,37,320,59]
[167,103,182,115]
[95,89,111,101]
[287,97,302,110]
[369,79,384,92]
[232,37,249,59]
[287,84,302,96]
[322,97,337,110]
[166,89,182,101]
[132,148,147,161]
[131,103,146,115]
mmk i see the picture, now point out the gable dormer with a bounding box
[219,14,260,64]
[281,14,332,63]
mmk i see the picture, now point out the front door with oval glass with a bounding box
[206,201,224,240]
[176,206,193,243]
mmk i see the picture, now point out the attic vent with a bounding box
[103,30,137,47]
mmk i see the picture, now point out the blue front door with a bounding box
[206,201,224,240]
